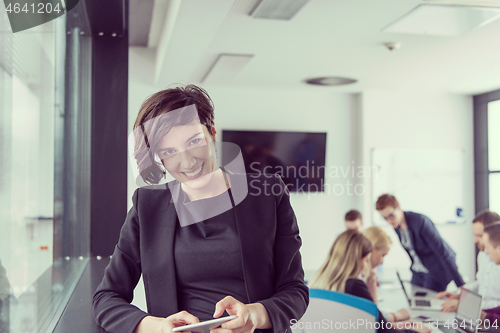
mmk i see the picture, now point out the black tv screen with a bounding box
[222,130,327,192]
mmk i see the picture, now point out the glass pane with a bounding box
[488,100,500,171]
[490,173,500,215]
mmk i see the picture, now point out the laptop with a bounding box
[396,271,445,311]
[438,288,483,333]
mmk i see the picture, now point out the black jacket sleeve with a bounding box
[258,176,309,333]
[92,189,148,333]
[417,216,465,287]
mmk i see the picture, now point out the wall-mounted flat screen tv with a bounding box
[222,130,327,192]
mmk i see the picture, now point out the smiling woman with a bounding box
[92,84,309,333]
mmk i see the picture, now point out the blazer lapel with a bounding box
[231,187,274,304]
[145,189,179,317]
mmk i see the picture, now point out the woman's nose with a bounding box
[179,150,196,169]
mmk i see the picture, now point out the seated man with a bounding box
[437,210,500,312]
[345,209,363,231]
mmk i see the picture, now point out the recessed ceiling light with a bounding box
[382,4,500,36]
[304,77,357,86]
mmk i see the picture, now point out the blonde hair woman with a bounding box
[309,229,372,292]
[309,230,429,333]
[362,226,393,303]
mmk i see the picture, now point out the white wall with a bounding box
[128,47,476,285]
[361,90,475,285]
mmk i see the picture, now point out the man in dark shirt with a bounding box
[376,194,465,292]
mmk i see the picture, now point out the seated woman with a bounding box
[362,226,393,304]
[308,230,430,333]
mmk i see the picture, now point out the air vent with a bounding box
[249,0,309,20]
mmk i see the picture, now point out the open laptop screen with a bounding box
[456,289,483,332]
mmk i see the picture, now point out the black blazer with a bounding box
[395,211,465,287]
[92,174,309,333]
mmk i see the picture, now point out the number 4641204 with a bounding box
[6,2,64,14]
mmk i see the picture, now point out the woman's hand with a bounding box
[134,311,199,333]
[436,291,458,300]
[211,296,271,333]
[387,308,411,322]
[441,299,458,312]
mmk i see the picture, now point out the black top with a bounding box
[174,189,248,321]
[345,278,416,333]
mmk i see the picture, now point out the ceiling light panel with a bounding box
[201,54,254,85]
[382,4,500,36]
[249,0,310,20]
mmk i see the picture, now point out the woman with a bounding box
[308,230,430,333]
[92,85,308,333]
[362,226,393,303]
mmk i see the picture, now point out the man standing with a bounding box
[376,194,464,292]
[437,210,500,311]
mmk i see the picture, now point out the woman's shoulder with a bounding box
[345,278,373,301]
[132,183,174,206]
[345,278,366,289]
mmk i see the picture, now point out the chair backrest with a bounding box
[291,289,378,333]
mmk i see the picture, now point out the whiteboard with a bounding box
[371,148,465,225]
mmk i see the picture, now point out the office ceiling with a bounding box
[132,0,500,94]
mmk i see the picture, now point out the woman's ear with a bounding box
[211,123,217,141]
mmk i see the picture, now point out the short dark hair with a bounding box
[133,85,215,185]
[473,209,500,224]
[345,210,362,222]
[376,194,399,210]
[483,212,500,247]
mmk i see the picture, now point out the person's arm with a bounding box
[482,307,500,332]
[92,189,149,333]
[366,268,378,304]
[417,217,465,287]
[256,176,309,333]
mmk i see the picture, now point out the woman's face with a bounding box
[371,245,390,268]
[361,253,372,273]
[158,123,217,190]
[483,233,500,265]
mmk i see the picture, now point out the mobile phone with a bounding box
[172,315,238,333]
[416,315,430,320]
[414,291,427,297]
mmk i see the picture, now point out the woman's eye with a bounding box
[189,138,202,146]
[162,149,176,157]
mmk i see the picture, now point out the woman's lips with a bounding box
[183,163,204,180]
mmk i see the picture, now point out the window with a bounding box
[0,3,92,331]
[488,100,500,214]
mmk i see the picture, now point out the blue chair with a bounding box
[291,288,379,333]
